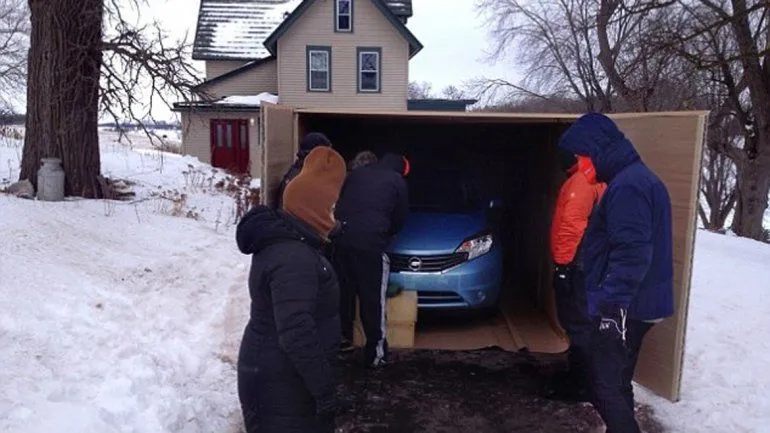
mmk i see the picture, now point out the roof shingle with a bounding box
[192,0,415,61]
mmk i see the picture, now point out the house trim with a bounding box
[334,0,354,33]
[171,101,262,113]
[407,99,479,112]
[356,47,382,93]
[263,0,423,58]
[192,56,277,91]
[306,45,332,93]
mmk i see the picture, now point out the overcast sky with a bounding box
[146,0,521,119]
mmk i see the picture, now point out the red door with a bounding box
[210,119,250,174]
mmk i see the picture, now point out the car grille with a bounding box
[417,291,466,305]
[389,252,469,273]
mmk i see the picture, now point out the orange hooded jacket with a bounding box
[550,156,607,265]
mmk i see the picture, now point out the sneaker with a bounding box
[340,338,355,353]
[366,357,387,370]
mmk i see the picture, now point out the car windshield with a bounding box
[407,169,482,212]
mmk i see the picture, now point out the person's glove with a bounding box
[386,282,403,298]
[553,265,572,294]
[598,303,627,343]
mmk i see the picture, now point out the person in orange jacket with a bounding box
[545,150,607,402]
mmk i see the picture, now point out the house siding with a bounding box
[205,60,249,79]
[277,0,408,110]
[199,60,279,99]
[180,110,262,177]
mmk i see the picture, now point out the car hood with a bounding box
[388,211,488,255]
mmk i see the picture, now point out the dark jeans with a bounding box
[554,266,593,384]
[589,319,654,433]
[333,244,390,365]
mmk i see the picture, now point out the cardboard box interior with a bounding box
[300,113,573,354]
[260,105,707,402]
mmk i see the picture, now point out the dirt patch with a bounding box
[336,348,666,433]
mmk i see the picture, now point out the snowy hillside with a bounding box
[1,131,769,432]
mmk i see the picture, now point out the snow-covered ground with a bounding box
[638,232,770,433]
[1,130,769,432]
[0,129,255,433]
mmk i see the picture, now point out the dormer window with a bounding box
[335,0,352,32]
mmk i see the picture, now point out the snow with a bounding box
[2,126,770,432]
[261,0,303,25]
[198,0,303,60]
[0,130,253,433]
[638,231,770,432]
[217,92,279,107]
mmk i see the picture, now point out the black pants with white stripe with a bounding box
[333,245,389,366]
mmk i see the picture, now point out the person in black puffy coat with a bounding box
[333,153,410,366]
[235,146,347,433]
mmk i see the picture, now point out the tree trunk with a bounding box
[20,0,104,198]
[731,156,770,240]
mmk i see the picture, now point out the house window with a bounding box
[357,47,381,93]
[307,46,331,92]
[216,123,224,147]
[335,0,352,32]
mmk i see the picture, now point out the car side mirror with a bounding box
[489,199,503,210]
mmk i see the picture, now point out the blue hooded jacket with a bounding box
[558,113,674,321]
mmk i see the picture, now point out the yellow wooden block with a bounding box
[352,290,418,349]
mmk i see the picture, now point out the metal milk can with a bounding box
[37,158,65,201]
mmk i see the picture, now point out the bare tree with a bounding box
[594,0,692,112]
[700,147,738,229]
[440,85,468,100]
[20,0,201,198]
[408,81,433,99]
[0,0,29,111]
[660,0,770,240]
[476,0,697,112]
[476,0,614,111]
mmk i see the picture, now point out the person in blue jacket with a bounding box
[557,113,674,433]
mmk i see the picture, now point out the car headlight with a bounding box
[456,233,494,260]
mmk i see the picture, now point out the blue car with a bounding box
[387,168,503,309]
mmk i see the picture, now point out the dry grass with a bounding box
[214,171,260,221]
[149,188,201,220]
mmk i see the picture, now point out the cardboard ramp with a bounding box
[355,291,569,354]
[414,312,523,351]
[414,300,569,353]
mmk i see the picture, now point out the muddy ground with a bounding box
[336,348,665,433]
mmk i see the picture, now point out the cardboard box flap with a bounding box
[260,102,296,207]
[611,112,707,402]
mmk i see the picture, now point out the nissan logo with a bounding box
[408,257,422,271]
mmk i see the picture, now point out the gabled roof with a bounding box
[263,0,422,58]
[193,0,418,62]
[192,0,302,61]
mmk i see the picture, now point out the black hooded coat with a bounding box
[334,153,409,252]
[235,205,340,433]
